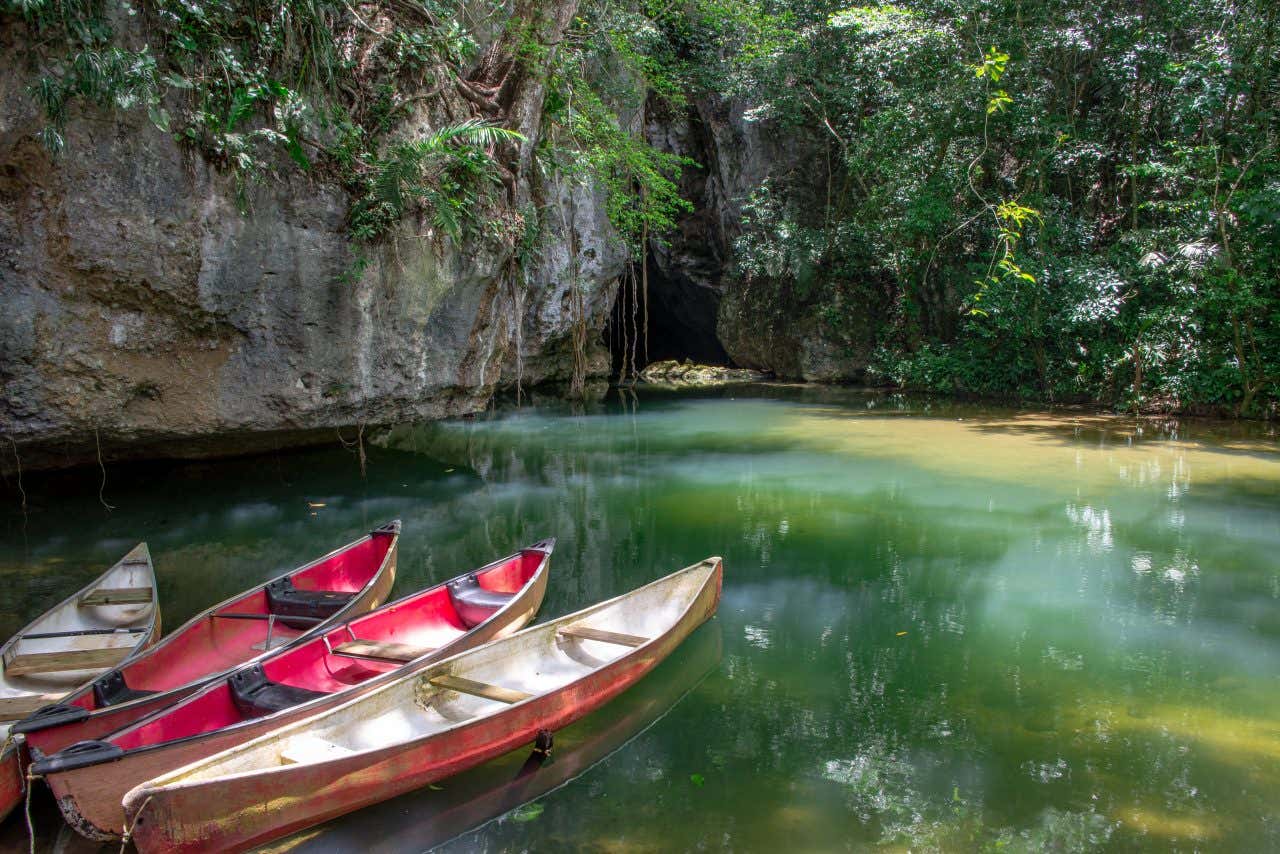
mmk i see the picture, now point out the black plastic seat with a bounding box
[447,575,514,628]
[228,664,329,718]
[265,576,355,622]
[92,670,157,707]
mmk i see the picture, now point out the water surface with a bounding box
[1,387,1277,851]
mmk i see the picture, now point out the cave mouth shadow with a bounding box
[607,259,731,377]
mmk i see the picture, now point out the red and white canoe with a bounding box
[0,544,160,822]
[15,522,399,769]
[122,557,723,853]
[30,538,552,841]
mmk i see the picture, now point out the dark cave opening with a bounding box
[607,253,730,377]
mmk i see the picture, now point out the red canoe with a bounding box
[15,522,399,767]
[122,557,723,853]
[30,539,552,841]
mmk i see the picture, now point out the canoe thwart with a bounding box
[332,640,433,663]
[427,674,531,704]
[5,646,133,677]
[280,735,355,766]
[79,587,153,607]
[558,625,648,647]
[0,693,63,719]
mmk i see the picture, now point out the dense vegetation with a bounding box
[651,0,1279,415]
[2,0,688,249]
[6,0,1278,415]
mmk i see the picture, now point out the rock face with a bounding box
[644,96,870,383]
[0,9,874,474]
[0,14,624,472]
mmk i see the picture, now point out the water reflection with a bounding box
[0,388,1277,851]
[265,622,723,852]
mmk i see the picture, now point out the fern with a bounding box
[351,121,524,242]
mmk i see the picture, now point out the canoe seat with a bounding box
[332,640,434,663]
[266,577,354,623]
[5,646,134,678]
[229,664,328,718]
[79,587,152,607]
[428,674,531,704]
[93,670,157,707]
[0,694,62,720]
[446,575,513,628]
[558,626,648,647]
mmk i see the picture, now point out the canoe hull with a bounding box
[23,529,397,765]
[276,622,723,853]
[41,545,548,840]
[0,747,20,824]
[126,561,721,853]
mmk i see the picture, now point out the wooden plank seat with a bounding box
[5,646,134,677]
[427,674,531,705]
[558,626,648,648]
[79,587,153,607]
[0,693,62,720]
[332,640,434,663]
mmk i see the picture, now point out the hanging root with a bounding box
[93,427,114,512]
[8,437,27,518]
[357,422,367,479]
[641,210,650,368]
[335,424,369,478]
[568,194,589,400]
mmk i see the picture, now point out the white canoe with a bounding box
[123,557,723,852]
[0,543,159,819]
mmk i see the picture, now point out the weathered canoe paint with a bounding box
[34,539,552,841]
[123,557,724,853]
[24,523,399,839]
[266,621,724,853]
[0,544,160,822]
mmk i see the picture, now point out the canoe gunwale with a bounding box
[22,522,399,736]
[128,557,721,795]
[97,538,553,762]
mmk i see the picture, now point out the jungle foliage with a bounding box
[2,0,688,251]
[7,0,1278,414]
[658,0,1279,415]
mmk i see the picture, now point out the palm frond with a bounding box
[414,119,524,156]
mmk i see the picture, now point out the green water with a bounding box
[2,387,1278,852]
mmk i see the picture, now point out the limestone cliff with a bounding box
[0,2,624,472]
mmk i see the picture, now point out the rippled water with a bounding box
[2,387,1278,852]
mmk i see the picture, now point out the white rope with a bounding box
[24,770,41,854]
[119,793,154,852]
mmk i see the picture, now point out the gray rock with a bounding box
[645,95,873,382]
[0,15,629,473]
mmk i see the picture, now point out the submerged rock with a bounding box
[639,360,768,386]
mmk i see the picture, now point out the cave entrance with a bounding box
[607,254,730,377]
